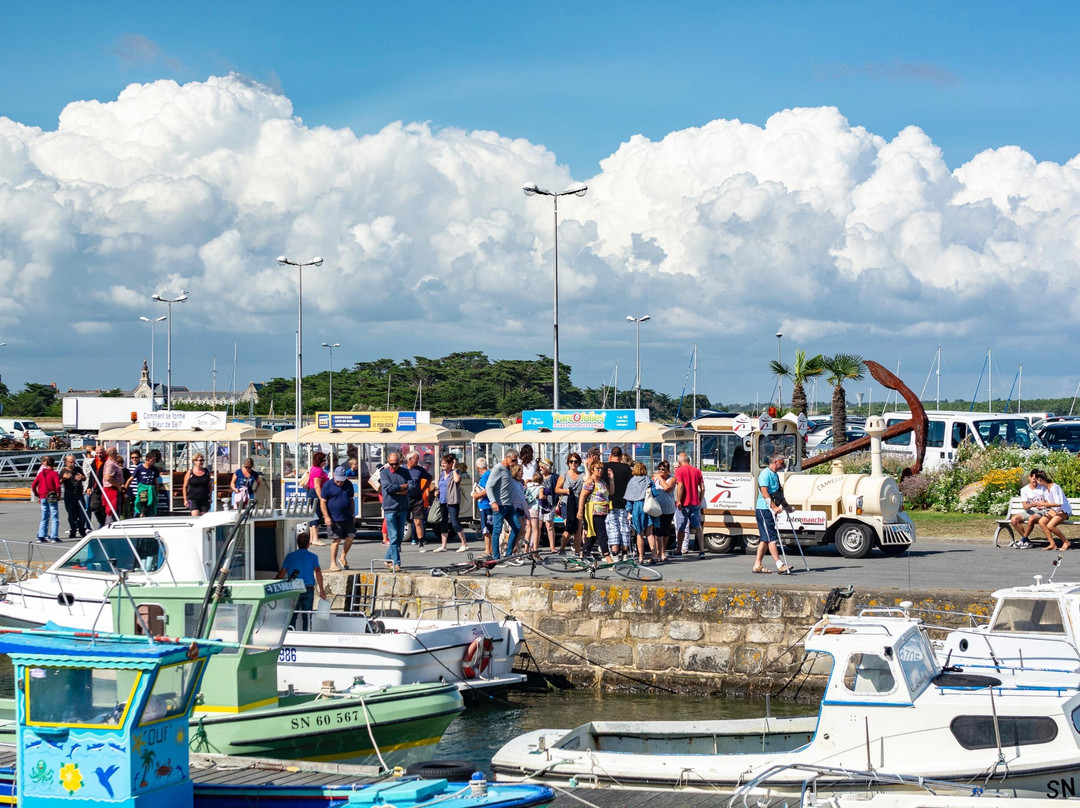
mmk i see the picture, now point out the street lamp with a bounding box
[626,315,651,410]
[522,181,587,409]
[151,291,188,410]
[277,255,323,470]
[139,315,167,400]
[776,330,783,411]
[321,342,340,411]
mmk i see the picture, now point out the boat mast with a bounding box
[613,362,619,409]
[988,347,992,413]
[1018,364,1022,414]
[936,345,941,410]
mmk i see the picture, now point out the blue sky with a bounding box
[2,2,1080,408]
[7,2,1079,179]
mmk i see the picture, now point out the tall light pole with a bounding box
[522,181,587,409]
[321,342,340,411]
[277,255,323,472]
[151,291,188,410]
[775,330,783,411]
[139,315,167,400]
[626,314,651,410]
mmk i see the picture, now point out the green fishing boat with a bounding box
[0,578,463,767]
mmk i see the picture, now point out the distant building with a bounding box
[62,361,264,408]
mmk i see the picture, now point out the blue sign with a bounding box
[522,409,637,431]
[315,411,418,431]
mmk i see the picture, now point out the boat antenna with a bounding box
[193,501,259,638]
[1049,557,1064,584]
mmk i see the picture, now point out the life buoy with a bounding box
[462,637,493,679]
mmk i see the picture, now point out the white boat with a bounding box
[492,612,1080,797]
[0,508,524,697]
[937,575,1080,677]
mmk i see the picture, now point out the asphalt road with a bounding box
[0,501,1070,596]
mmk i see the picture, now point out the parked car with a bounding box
[805,423,866,451]
[807,427,869,456]
[440,418,505,434]
[1038,422,1080,453]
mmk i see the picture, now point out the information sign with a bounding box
[315,412,418,432]
[141,411,227,431]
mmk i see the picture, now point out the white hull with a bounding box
[276,611,525,694]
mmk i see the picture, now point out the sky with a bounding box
[2,1,1080,410]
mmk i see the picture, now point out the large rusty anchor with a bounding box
[801,360,929,478]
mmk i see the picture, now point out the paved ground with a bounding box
[0,501,1071,595]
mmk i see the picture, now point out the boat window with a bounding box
[251,597,296,648]
[896,631,937,695]
[25,666,139,729]
[700,434,752,473]
[1070,706,1080,735]
[842,653,897,695]
[58,535,165,573]
[758,434,797,470]
[187,602,252,651]
[212,526,248,579]
[139,659,205,726]
[990,598,1066,634]
[951,716,1058,750]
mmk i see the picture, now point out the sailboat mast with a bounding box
[1018,364,1023,414]
[613,362,619,409]
[988,347,992,413]
[936,345,941,410]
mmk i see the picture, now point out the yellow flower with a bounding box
[59,762,82,794]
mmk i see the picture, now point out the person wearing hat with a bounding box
[320,465,356,571]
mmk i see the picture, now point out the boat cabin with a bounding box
[1,629,219,808]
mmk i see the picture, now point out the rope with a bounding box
[357,691,390,772]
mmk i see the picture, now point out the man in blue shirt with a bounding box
[754,453,792,575]
[471,457,493,554]
[277,534,327,629]
[321,466,356,571]
[380,452,411,571]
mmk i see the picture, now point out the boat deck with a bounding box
[0,746,733,804]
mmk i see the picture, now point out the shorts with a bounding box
[409,499,426,522]
[479,509,493,536]
[328,520,354,540]
[679,505,702,530]
[755,508,780,544]
[605,508,632,548]
[527,505,540,519]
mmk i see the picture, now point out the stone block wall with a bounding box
[328,572,993,699]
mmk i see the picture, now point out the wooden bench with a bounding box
[994,496,1080,547]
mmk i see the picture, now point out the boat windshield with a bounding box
[990,598,1067,634]
[196,603,253,652]
[25,666,139,729]
[896,630,936,695]
[251,597,295,648]
[139,658,205,725]
[58,535,165,574]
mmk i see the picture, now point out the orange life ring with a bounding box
[462,637,493,678]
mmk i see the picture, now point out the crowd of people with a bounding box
[30,445,264,543]
[363,444,714,572]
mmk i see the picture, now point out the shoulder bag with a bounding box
[643,484,662,517]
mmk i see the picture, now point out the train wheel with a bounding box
[702,533,733,554]
[835,523,873,558]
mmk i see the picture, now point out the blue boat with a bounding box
[0,627,552,808]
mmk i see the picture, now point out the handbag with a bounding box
[643,485,662,517]
[45,492,59,505]
[427,499,444,525]
[233,486,250,506]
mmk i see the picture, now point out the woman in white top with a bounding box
[1036,470,1072,551]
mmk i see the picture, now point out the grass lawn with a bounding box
[908,510,999,540]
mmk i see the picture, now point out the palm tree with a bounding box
[821,354,865,448]
[769,350,824,416]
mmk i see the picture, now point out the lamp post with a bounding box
[522,181,587,409]
[139,315,167,400]
[277,255,323,470]
[775,330,783,411]
[626,314,651,410]
[151,291,188,410]
[321,342,340,411]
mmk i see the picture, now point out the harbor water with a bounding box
[430,687,808,775]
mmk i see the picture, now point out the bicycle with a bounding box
[429,549,540,577]
[541,552,662,581]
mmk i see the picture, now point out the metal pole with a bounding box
[329,343,333,411]
[166,302,173,411]
[776,332,783,411]
[552,194,560,409]
[635,319,642,410]
[297,264,303,439]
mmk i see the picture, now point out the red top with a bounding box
[674,464,704,507]
[32,467,61,498]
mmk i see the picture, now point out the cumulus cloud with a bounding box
[0,74,1076,402]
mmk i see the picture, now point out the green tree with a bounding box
[7,383,59,417]
[821,354,865,448]
[770,350,824,416]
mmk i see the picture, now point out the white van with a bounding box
[881,410,1043,471]
[0,418,49,446]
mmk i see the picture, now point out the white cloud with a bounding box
[0,75,1077,403]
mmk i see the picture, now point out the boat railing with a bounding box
[860,603,989,629]
[728,762,997,808]
[0,539,55,583]
[408,597,503,629]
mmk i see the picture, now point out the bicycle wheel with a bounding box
[614,561,662,581]
[542,555,591,574]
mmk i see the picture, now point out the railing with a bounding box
[0,451,70,482]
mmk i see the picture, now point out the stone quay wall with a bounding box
[330,572,994,700]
